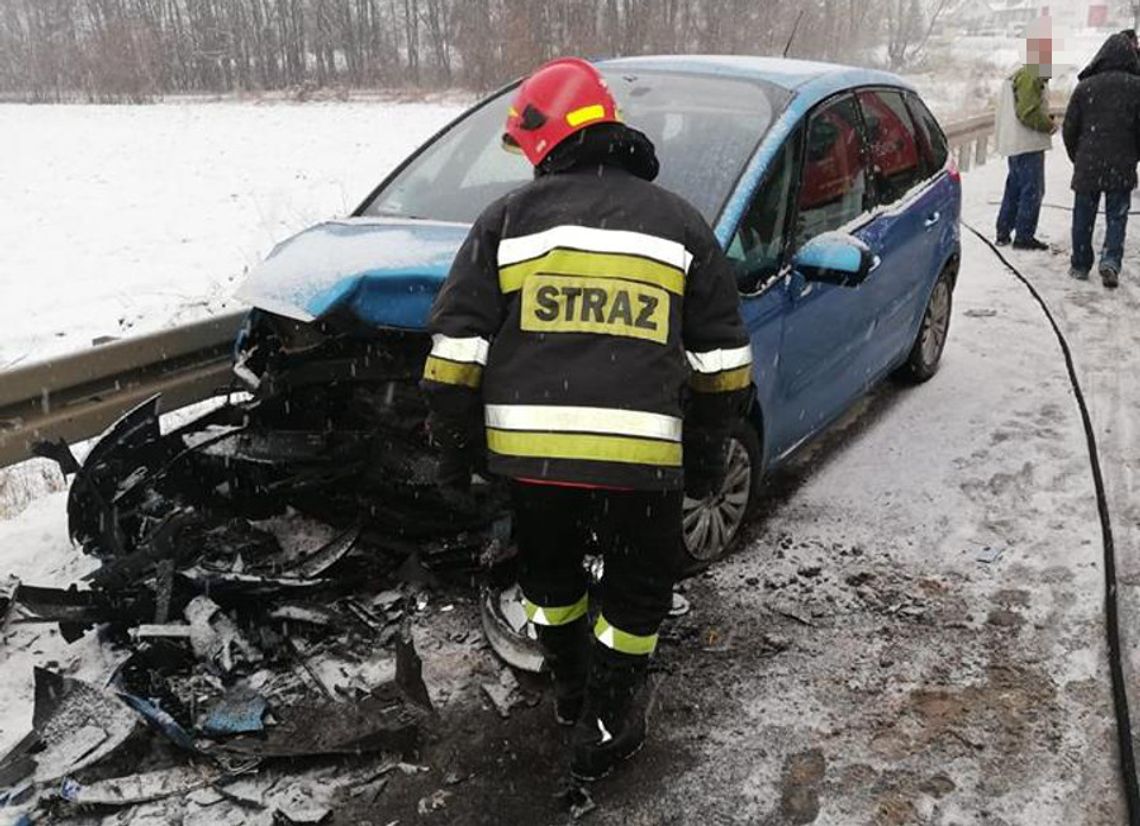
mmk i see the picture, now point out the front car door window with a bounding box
[726,129,802,294]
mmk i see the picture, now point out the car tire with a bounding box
[682,421,762,566]
[896,267,953,384]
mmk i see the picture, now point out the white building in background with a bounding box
[947,0,1130,33]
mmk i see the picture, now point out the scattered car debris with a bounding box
[557,783,597,820]
[201,683,269,736]
[0,668,138,787]
[481,668,522,719]
[55,765,220,809]
[976,546,1004,564]
[417,788,452,815]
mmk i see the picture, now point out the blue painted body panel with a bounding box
[240,56,960,477]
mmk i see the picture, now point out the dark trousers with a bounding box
[997,151,1046,242]
[1071,190,1130,274]
[510,482,683,640]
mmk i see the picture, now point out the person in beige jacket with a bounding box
[994,21,1057,250]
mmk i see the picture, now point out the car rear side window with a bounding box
[793,94,871,250]
[857,89,924,207]
[907,92,949,174]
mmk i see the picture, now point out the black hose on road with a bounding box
[965,222,1140,825]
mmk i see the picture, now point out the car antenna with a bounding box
[783,9,805,58]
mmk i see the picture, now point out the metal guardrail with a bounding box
[0,311,245,467]
[0,104,1062,470]
[944,103,1066,172]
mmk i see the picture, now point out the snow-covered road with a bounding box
[0,124,1136,822]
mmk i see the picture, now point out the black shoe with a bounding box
[535,620,589,726]
[1011,237,1049,251]
[1101,265,1120,288]
[995,235,1011,246]
[570,646,649,781]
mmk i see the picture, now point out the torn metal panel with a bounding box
[10,669,140,785]
[185,596,263,673]
[200,685,268,737]
[57,766,219,808]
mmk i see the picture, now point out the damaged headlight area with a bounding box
[1,310,526,820]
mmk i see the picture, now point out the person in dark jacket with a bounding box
[1062,31,1140,287]
[421,57,752,781]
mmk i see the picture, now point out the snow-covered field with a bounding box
[0,98,466,370]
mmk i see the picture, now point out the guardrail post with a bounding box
[957,143,972,173]
[975,134,988,167]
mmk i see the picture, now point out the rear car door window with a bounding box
[727,130,802,293]
[906,92,950,175]
[793,94,871,249]
[857,89,924,206]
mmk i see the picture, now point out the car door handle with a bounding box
[923,211,941,228]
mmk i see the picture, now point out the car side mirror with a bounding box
[792,233,875,288]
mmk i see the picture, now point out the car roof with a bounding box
[597,54,916,102]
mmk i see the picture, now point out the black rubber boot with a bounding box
[535,620,590,726]
[570,646,650,781]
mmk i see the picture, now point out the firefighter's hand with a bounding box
[427,411,474,494]
[683,432,728,500]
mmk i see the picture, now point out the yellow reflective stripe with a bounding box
[486,429,682,466]
[594,614,658,655]
[499,249,685,295]
[423,355,482,388]
[566,104,606,127]
[523,594,588,626]
[690,365,752,393]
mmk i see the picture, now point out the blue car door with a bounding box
[854,88,947,373]
[767,93,879,459]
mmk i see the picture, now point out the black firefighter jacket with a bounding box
[420,128,753,491]
[1063,32,1140,193]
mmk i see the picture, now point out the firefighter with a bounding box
[421,57,752,781]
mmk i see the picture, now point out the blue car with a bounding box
[236,55,961,563]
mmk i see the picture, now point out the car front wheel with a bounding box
[682,423,761,564]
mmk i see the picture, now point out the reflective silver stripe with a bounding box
[430,333,490,365]
[685,344,754,374]
[497,225,693,273]
[484,404,682,442]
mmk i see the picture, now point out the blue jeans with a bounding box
[1071,190,1130,274]
[996,152,1045,242]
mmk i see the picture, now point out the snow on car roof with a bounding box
[598,54,912,97]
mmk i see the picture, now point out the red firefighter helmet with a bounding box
[503,57,621,166]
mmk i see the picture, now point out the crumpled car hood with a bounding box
[235,217,469,329]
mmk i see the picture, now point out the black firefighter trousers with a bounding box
[510,482,684,655]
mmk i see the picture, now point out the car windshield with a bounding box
[362,70,786,224]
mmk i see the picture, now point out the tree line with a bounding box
[0,0,940,102]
